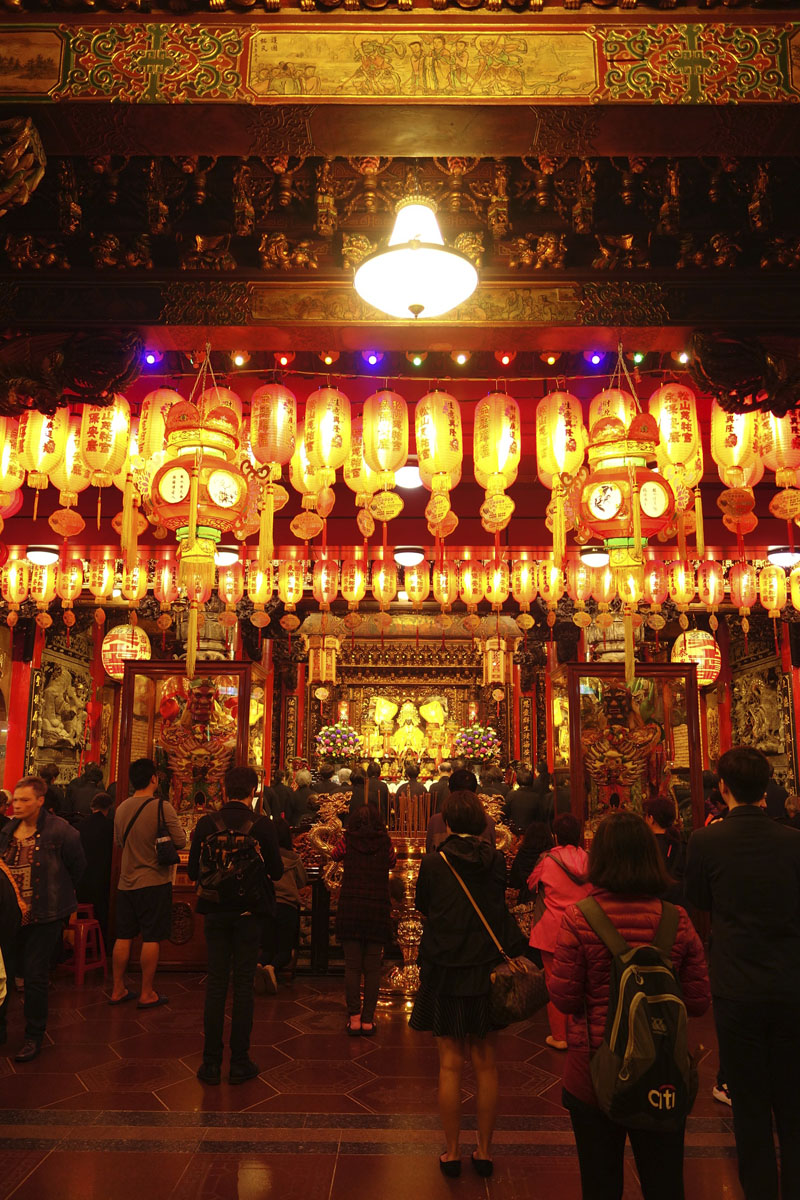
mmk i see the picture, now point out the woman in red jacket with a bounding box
[549,812,710,1200]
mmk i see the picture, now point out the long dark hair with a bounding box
[588,812,672,895]
[346,803,386,834]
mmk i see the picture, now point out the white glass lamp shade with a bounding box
[354,196,478,320]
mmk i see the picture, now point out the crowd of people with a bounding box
[1,747,799,1200]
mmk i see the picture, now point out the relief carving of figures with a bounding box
[314,159,339,237]
[258,232,324,270]
[592,232,651,270]
[180,234,237,271]
[656,160,680,236]
[452,231,484,268]
[572,158,597,235]
[499,231,567,269]
[341,232,376,270]
[232,160,255,236]
[0,118,46,221]
[761,237,800,270]
[5,234,69,270]
[90,232,153,270]
[747,162,771,233]
[732,669,784,756]
[40,662,88,749]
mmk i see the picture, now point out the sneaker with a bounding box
[229,1057,260,1085]
[262,964,278,995]
[196,1061,221,1086]
[712,1083,732,1107]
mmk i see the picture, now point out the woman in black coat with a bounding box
[330,804,396,1036]
[410,790,520,1179]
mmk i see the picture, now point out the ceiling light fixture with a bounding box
[319,351,339,366]
[215,546,240,567]
[494,351,516,368]
[395,464,423,490]
[579,546,610,567]
[274,351,295,368]
[394,546,425,568]
[540,352,560,367]
[231,350,250,368]
[26,545,59,566]
[353,191,478,320]
[451,351,471,367]
[767,547,800,569]
[406,351,427,367]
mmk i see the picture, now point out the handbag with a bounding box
[155,798,180,867]
[441,852,548,1027]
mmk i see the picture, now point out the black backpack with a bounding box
[197,813,268,909]
[577,896,698,1132]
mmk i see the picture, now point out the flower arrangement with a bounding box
[315,721,362,762]
[453,723,501,763]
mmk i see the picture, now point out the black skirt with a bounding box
[409,979,501,1039]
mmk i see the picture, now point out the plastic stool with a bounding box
[68,904,107,987]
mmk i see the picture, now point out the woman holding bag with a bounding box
[410,789,524,1179]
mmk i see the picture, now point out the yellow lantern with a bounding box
[304,386,351,484]
[710,402,757,490]
[588,387,637,433]
[650,381,704,553]
[536,391,587,567]
[371,558,397,610]
[312,558,339,612]
[79,395,131,526]
[341,559,367,610]
[49,416,91,511]
[1,557,29,627]
[538,560,565,606]
[278,559,305,632]
[308,633,340,686]
[363,389,408,477]
[790,566,800,614]
[248,383,297,569]
[404,562,430,609]
[729,561,758,645]
[56,558,84,630]
[617,566,644,607]
[88,554,115,627]
[643,560,668,618]
[485,561,510,610]
[138,388,179,461]
[697,560,725,610]
[344,419,381,547]
[459,560,486,613]
[433,560,458,627]
[217,560,244,630]
[415,390,463,527]
[759,564,787,619]
[246,560,273,629]
[567,560,594,628]
[511,559,537,612]
[667,559,695,630]
[289,432,326,539]
[121,558,149,604]
[536,390,586,489]
[474,392,520,534]
[29,562,56,628]
[154,556,179,610]
[0,418,25,495]
[17,407,69,518]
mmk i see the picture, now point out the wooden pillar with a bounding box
[262,640,274,784]
[544,643,556,773]
[4,626,33,790]
[86,623,105,764]
[716,619,733,757]
[512,662,522,761]
[296,661,306,762]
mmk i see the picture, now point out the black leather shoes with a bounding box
[15,1039,41,1063]
[196,1061,221,1086]
[229,1057,260,1085]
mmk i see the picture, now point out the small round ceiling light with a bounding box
[27,545,59,566]
[215,546,240,567]
[394,546,425,568]
[768,546,800,569]
[395,464,423,490]
[579,546,610,568]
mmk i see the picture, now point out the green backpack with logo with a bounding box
[577,896,698,1132]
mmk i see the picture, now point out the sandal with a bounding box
[471,1151,494,1178]
[439,1154,461,1179]
[345,1018,361,1036]
[360,1021,375,1037]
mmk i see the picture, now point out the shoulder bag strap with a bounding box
[651,900,679,956]
[440,851,510,964]
[545,852,587,887]
[576,896,631,957]
[122,798,154,847]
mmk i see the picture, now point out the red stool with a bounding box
[68,904,107,987]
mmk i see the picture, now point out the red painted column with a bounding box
[295,662,306,763]
[512,662,522,761]
[86,624,106,764]
[4,657,31,789]
[716,620,733,757]
[262,641,274,783]
[545,643,556,774]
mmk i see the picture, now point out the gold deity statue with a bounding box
[160,677,238,812]
[391,700,425,759]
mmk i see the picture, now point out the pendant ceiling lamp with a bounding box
[353,192,478,320]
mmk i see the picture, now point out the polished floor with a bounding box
[0,971,742,1199]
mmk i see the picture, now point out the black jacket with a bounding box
[77,811,114,913]
[187,802,284,915]
[686,805,800,1001]
[0,809,85,924]
[505,785,553,833]
[415,834,520,995]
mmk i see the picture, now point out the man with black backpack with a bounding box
[188,765,283,1086]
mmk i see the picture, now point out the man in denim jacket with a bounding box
[0,775,86,1062]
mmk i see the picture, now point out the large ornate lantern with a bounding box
[305,386,351,486]
[671,630,721,687]
[48,416,91,539]
[277,559,305,633]
[415,390,462,528]
[312,558,339,615]
[363,389,408,478]
[536,390,587,565]
[579,411,674,568]
[101,624,151,681]
[474,392,520,535]
[649,382,704,554]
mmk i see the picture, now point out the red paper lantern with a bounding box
[101,624,151,681]
[671,631,722,687]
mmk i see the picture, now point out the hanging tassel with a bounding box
[186,601,198,678]
[694,487,705,557]
[322,515,327,553]
[96,487,102,531]
[187,457,200,547]
[121,473,137,573]
[631,475,643,563]
[553,480,566,568]
[774,617,779,655]
[382,521,388,553]
[258,483,274,573]
[624,608,635,687]
[33,490,39,521]
[788,519,795,553]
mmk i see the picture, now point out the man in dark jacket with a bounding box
[428,763,451,813]
[504,767,553,833]
[65,763,104,821]
[314,761,340,796]
[0,775,86,1062]
[686,745,800,1200]
[188,765,283,1086]
[269,770,295,821]
[77,791,114,943]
